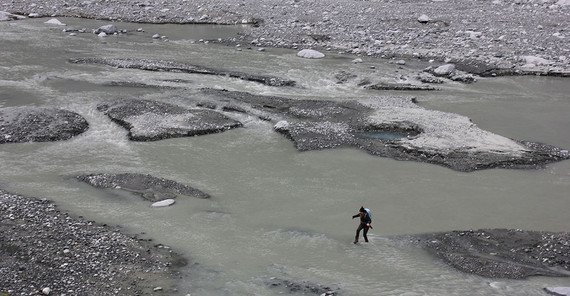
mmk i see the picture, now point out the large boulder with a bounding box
[0,107,89,144]
[413,229,570,279]
[76,173,210,201]
[433,64,456,76]
[44,18,65,25]
[151,199,176,207]
[94,24,118,35]
[417,14,431,23]
[297,49,325,59]
[97,99,242,141]
[425,64,477,83]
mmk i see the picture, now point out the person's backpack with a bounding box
[364,208,371,224]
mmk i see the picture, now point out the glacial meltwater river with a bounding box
[1,18,569,295]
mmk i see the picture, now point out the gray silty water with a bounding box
[1,18,569,295]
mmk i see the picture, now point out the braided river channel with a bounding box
[1,18,569,295]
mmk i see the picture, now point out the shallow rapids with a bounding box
[1,17,569,295]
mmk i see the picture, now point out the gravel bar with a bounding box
[0,190,186,296]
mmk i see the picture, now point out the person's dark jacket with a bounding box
[352,212,371,225]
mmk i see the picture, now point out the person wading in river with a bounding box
[352,206,372,244]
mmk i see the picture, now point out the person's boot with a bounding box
[353,240,358,244]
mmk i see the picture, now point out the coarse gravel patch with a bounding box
[0,190,187,296]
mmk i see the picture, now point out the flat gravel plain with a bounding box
[3,0,570,75]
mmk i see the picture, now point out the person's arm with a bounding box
[352,213,360,219]
[365,214,371,225]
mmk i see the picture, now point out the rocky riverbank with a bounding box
[410,229,570,279]
[0,190,187,296]
[2,0,570,76]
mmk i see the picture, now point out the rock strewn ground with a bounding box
[412,229,570,279]
[3,0,570,76]
[0,190,187,296]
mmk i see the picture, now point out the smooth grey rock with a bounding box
[433,64,456,76]
[95,24,118,34]
[417,14,431,23]
[96,99,242,141]
[151,199,175,207]
[545,287,570,296]
[44,18,65,25]
[0,107,89,144]
[297,49,325,59]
